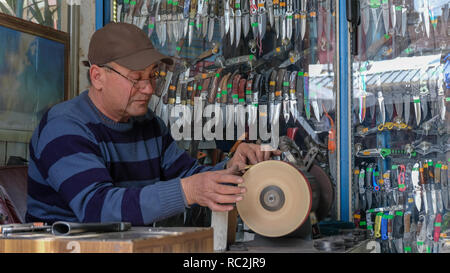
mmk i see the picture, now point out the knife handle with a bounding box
[404,212,411,233]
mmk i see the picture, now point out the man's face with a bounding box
[100,62,158,121]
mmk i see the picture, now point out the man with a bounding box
[26,22,278,225]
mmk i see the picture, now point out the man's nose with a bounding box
[139,81,154,95]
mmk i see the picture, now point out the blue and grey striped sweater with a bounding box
[26,90,226,225]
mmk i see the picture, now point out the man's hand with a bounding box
[180,166,246,212]
[226,143,282,171]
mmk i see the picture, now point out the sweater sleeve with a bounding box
[35,116,187,225]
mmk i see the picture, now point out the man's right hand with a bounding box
[180,166,246,212]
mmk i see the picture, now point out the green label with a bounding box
[391,165,398,170]
[404,247,411,252]
[395,211,403,216]
[189,21,195,26]
[359,221,366,226]
[374,171,379,176]
[174,1,178,5]
[283,82,289,87]
[368,209,375,213]
[249,55,254,61]
[238,98,245,103]
[197,23,203,28]
[130,0,136,4]
[124,0,130,3]
[198,85,202,90]
[446,97,450,102]
[253,103,258,107]
[167,0,172,4]
[436,163,442,168]
[232,94,239,98]
[384,34,390,39]
[367,225,373,230]
[428,161,433,166]
[434,222,441,227]
[148,24,155,29]
[215,73,220,78]
[417,241,423,246]
[287,15,293,19]
[235,3,240,8]
[246,90,252,95]
[386,215,394,219]
[251,22,258,27]
[298,71,304,76]
[227,84,232,88]
[414,99,421,103]
[399,184,405,189]
[395,5,402,10]
[216,93,222,98]
[176,46,181,51]
[222,90,228,95]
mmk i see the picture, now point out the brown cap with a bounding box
[84,22,173,70]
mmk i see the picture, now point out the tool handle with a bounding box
[52,222,132,236]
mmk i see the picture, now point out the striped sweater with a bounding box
[26,90,226,225]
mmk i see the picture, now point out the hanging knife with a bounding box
[381,0,390,35]
[287,71,298,124]
[250,74,261,132]
[238,77,247,129]
[309,0,318,63]
[400,0,407,36]
[150,63,166,112]
[188,0,197,45]
[268,70,277,125]
[242,0,250,38]
[230,0,235,45]
[403,82,411,125]
[225,0,231,35]
[201,0,209,38]
[365,164,374,209]
[441,163,449,211]
[207,0,217,41]
[234,0,242,47]
[389,0,396,34]
[377,90,386,124]
[273,69,285,125]
[245,73,256,131]
[304,71,310,120]
[358,167,367,211]
[296,71,304,118]
[167,0,175,42]
[285,0,293,41]
[258,0,267,39]
[411,75,422,127]
[280,0,286,41]
[422,0,430,38]
[353,168,360,211]
[195,0,203,33]
[274,0,280,38]
[361,0,370,35]
[250,0,259,38]
[300,0,306,40]
[293,0,300,39]
[148,0,157,38]
[282,70,291,123]
[393,92,403,120]
[419,71,429,121]
[412,162,422,213]
[183,0,191,38]
[370,0,381,32]
[393,0,402,34]
[435,161,445,214]
[267,0,274,27]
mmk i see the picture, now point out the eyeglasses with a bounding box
[99,64,158,90]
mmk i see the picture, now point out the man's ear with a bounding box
[90,65,105,90]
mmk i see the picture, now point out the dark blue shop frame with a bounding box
[96,0,111,30]
[338,0,350,222]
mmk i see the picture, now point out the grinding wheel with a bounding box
[237,160,313,237]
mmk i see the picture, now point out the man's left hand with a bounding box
[226,143,282,171]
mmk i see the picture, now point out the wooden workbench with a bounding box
[0,227,213,253]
